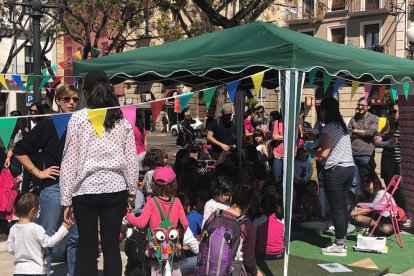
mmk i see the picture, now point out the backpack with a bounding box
[145,197,182,269]
[195,210,249,276]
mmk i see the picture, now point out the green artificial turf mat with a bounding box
[289,229,414,274]
[257,255,383,276]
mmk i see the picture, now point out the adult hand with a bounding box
[37,166,60,180]
[221,144,231,152]
[64,206,74,225]
[4,157,10,169]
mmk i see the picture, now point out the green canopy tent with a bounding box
[74,21,414,275]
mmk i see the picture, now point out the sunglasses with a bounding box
[60,96,80,103]
[30,109,38,113]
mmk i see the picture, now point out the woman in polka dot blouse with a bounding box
[60,70,138,276]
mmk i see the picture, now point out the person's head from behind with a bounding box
[174,149,190,169]
[152,166,177,198]
[221,103,233,123]
[260,194,280,216]
[244,144,258,162]
[320,97,347,133]
[16,193,40,221]
[83,70,122,130]
[359,165,382,196]
[55,84,79,113]
[261,179,279,197]
[210,175,234,203]
[230,185,253,214]
[143,149,166,169]
[356,96,371,116]
[10,110,23,117]
[184,115,192,126]
[296,147,307,162]
[253,130,266,145]
[269,111,280,122]
[188,192,206,212]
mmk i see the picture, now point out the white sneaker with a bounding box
[321,243,347,257]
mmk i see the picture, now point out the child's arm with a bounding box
[6,232,15,255]
[126,199,152,229]
[36,224,69,248]
[351,208,371,217]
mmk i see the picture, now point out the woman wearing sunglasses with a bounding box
[13,84,79,276]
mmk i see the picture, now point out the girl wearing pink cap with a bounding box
[126,166,188,276]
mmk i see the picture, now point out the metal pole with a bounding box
[32,8,42,103]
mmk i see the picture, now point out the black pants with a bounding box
[72,190,128,276]
[324,166,354,244]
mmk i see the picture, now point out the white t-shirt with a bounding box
[373,190,396,217]
[202,199,230,227]
[7,222,69,275]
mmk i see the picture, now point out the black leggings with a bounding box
[73,190,128,276]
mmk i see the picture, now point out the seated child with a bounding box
[294,147,313,197]
[142,149,167,196]
[254,194,284,260]
[7,193,72,275]
[202,175,234,227]
[186,193,205,239]
[351,168,398,236]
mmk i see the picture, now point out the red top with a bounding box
[126,196,188,233]
[132,126,146,155]
[272,120,284,158]
[244,118,255,134]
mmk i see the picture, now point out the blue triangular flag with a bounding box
[12,74,25,91]
[226,80,240,103]
[52,113,72,139]
[332,78,345,97]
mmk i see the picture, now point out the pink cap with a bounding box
[153,166,176,185]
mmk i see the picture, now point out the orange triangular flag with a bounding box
[87,109,107,138]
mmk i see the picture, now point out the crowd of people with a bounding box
[0,68,412,276]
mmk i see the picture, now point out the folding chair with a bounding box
[357,175,403,248]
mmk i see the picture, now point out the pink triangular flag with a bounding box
[121,105,136,126]
[379,85,386,102]
[150,99,166,123]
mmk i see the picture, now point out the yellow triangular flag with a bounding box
[74,51,82,61]
[0,75,9,90]
[349,258,378,270]
[351,81,359,100]
[87,109,107,138]
[251,72,265,96]
[378,117,387,133]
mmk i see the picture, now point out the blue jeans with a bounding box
[352,155,373,197]
[38,184,78,276]
[324,166,354,244]
[180,256,197,276]
[272,157,283,182]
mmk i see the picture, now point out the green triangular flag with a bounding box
[202,87,217,109]
[25,76,35,92]
[41,68,48,76]
[403,82,410,100]
[0,118,17,148]
[51,65,57,73]
[179,92,194,112]
[39,76,52,92]
[323,72,331,93]
[309,68,317,85]
[391,84,398,102]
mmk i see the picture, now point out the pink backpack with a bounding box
[0,169,18,214]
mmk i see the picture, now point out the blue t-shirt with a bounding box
[187,210,203,237]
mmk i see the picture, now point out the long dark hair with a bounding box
[135,111,144,132]
[84,82,123,130]
[320,97,347,134]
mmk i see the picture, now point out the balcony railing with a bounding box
[349,0,395,13]
[365,45,384,53]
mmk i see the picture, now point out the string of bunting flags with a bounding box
[0,47,105,93]
[1,67,412,146]
[307,67,412,102]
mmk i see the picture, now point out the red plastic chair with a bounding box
[357,175,403,248]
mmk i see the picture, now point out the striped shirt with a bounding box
[322,122,354,170]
